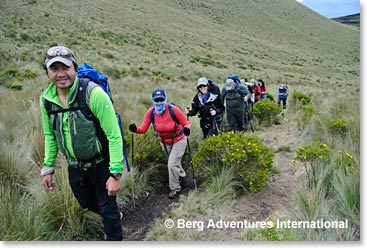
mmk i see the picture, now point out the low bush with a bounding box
[192,132,274,193]
[253,100,282,126]
[6,83,23,91]
[327,117,348,135]
[292,92,311,105]
[292,141,357,188]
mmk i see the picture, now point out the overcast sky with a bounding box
[296,0,360,18]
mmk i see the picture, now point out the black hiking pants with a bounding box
[226,106,245,132]
[278,97,287,109]
[68,159,122,241]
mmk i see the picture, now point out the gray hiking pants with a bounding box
[160,137,187,192]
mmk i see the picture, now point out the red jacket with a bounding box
[252,85,261,102]
[136,105,191,144]
[260,84,267,99]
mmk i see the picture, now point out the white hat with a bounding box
[225,79,235,90]
[197,77,208,87]
[44,46,77,68]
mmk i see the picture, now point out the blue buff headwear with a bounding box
[151,88,167,115]
[154,101,167,115]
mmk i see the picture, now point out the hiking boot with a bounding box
[168,190,180,199]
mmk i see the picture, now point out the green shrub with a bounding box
[266,92,274,101]
[293,141,332,188]
[2,67,18,77]
[190,56,227,69]
[193,132,274,193]
[23,69,38,79]
[253,100,282,126]
[6,83,22,91]
[328,117,348,135]
[292,92,311,105]
[104,67,121,79]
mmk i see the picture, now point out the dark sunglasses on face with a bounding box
[46,47,73,60]
[153,98,165,103]
[198,84,208,89]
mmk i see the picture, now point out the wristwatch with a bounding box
[110,173,122,180]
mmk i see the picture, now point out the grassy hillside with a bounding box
[1,0,359,86]
[332,13,360,28]
[0,0,360,124]
[0,0,360,241]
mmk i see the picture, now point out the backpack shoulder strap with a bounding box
[42,96,53,116]
[76,78,96,121]
[149,107,158,137]
[235,83,244,98]
[168,102,179,125]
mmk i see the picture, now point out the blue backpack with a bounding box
[226,74,245,98]
[77,62,130,171]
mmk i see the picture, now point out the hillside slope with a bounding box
[0,0,359,90]
[332,13,360,28]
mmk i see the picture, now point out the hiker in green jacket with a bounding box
[221,78,251,132]
[39,46,123,241]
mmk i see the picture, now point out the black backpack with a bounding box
[208,79,221,96]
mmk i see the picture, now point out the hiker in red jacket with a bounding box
[250,79,261,102]
[258,79,267,100]
[129,88,191,199]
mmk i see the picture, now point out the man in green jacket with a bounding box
[39,46,123,240]
[221,78,251,132]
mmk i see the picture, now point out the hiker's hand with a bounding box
[186,107,191,115]
[183,127,190,136]
[210,109,216,116]
[129,123,137,132]
[106,177,121,196]
[42,174,56,191]
[243,96,248,102]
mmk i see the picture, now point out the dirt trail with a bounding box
[222,114,303,239]
[121,112,302,240]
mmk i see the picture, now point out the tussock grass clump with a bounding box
[146,166,239,241]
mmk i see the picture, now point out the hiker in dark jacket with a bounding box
[129,88,191,199]
[186,78,225,138]
[221,78,251,132]
[39,46,123,241]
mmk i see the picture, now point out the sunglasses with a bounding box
[198,84,208,89]
[153,97,165,103]
[46,47,74,60]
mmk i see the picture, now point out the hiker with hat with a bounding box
[39,45,123,240]
[128,88,191,199]
[277,83,289,109]
[186,78,225,138]
[221,78,250,132]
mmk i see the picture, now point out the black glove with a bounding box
[183,126,190,136]
[129,123,137,133]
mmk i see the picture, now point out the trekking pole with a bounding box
[186,110,197,190]
[131,132,134,169]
